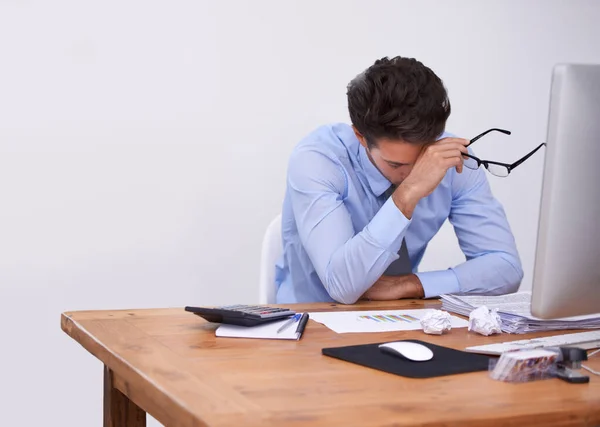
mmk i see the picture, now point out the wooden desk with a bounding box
[61,300,600,427]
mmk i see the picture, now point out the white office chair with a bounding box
[259,214,282,304]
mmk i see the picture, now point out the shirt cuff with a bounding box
[415,269,460,298]
[363,197,411,252]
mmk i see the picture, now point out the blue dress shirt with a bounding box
[275,123,523,304]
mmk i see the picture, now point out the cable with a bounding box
[579,349,600,375]
[582,364,600,376]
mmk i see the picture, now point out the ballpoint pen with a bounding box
[294,313,310,338]
[277,313,301,333]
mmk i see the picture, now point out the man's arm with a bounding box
[415,165,524,298]
[289,137,470,304]
[365,144,523,300]
[287,148,410,304]
[361,274,425,300]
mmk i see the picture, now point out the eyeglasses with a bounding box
[463,128,546,177]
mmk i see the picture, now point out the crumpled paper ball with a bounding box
[420,309,452,335]
[469,305,502,336]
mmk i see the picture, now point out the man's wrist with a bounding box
[406,274,425,298]
[392,184,421,219]
[388,274,425,299]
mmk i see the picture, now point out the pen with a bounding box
[277,313,300,333]
[295,313,310,338]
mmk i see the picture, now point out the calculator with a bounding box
[184,304,296,327]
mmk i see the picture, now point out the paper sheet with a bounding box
[308,309,468,334]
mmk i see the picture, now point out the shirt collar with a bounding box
[358,144,392,197]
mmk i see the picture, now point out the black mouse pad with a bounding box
[322,339,491,378]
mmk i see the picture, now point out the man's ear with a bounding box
[352,126,368,148]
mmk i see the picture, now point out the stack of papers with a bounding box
[440,292,600,334]
[308,309,468,334]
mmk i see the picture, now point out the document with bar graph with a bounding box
[309,309,469,334]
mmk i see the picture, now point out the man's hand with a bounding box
[392,137,469,218]
[361,274,425,301]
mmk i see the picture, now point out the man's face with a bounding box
[354,128,424,187]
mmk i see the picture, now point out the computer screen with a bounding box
[531,64,600,319]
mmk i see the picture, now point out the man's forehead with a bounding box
[375,139,423,161]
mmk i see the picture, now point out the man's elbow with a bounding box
[327,284,360,305]
[482,255,523,296]
[505,277,521,295]
[323,273,361,305]
[331,293,360,305]
[503,256,524,294]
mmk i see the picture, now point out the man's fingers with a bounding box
[444,156,463,170]
[441,149,465,159]
[428,141,469,154]
[434,137,470,147]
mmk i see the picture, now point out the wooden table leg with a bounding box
[104,366,146,427]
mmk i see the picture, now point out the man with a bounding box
[275,56,523,304]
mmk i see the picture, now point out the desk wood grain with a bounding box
[61,300,600,427]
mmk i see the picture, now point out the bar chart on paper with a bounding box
[357,313,420,323]
[309,309,469,333]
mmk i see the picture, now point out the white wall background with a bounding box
[1,0,598,425]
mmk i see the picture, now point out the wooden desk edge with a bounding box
[61,312,208,427]
[61,299,441,319]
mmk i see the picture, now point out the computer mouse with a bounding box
[379,341,434,362]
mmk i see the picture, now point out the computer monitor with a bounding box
[531,64,600,319]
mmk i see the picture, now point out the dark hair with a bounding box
[347,56,451,146]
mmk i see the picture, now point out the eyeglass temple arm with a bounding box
[468,128,512,146]
[510,143,547,169]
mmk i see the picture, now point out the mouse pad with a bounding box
[322,339,491,379]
